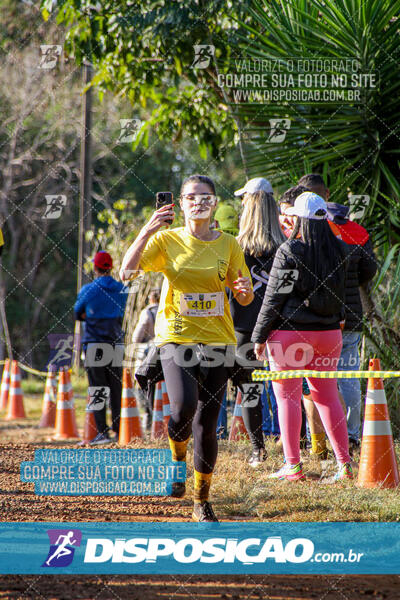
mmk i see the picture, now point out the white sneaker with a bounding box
[268,462,305,481]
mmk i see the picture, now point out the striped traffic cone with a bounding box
[5,360,26,420]
[119,368,143,445]
[80,393,99,445]
[53,367,79,440]
[161,380,171,435]
[38,365,58,428]
[151,381,165,440]
[229,389,249,442]
[357,358,399,489]
[0,358,10,411]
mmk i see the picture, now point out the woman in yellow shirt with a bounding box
[120,174,253,522]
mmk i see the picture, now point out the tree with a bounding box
[234,0,400,239]
[1,1,247,368]
[40,0,252,162]
[231,0,400,369]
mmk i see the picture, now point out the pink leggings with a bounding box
[267,329,350,465]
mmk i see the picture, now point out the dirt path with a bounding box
[1,443,399,598]
[1,443,195,522]
[0,574,398,599]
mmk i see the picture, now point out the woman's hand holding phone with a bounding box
[144,203,175,235]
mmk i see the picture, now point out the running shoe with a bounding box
[192,501,219,522]
[334,462,354,481]
[90,433,112,445]
[248,448,267,468]
[268,462,305,481]
[170,481,186,498]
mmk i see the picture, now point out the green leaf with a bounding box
[373,243,400,290]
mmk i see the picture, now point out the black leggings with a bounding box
[86,363,122,435]
[235,330,265,452]
[160,344,229,474]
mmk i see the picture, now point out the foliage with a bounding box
[0,6,81,367]
[40,0,253,160]
[232,0,400,382]
[1,2,247,369]
[234,0,400,240]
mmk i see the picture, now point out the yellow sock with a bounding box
[194,470,213,503]
[168,436,190,462]
[311,432,327,455]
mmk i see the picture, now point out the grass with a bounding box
[21,371,88,396]
[208,439,400,522]
[5,373,400,522]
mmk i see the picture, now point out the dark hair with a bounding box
[279,184,308,207]
[149,289,160,303]
[298,173,327,195]
[289,217,345,289]
[96,266,111,274]
[180,174,216,197]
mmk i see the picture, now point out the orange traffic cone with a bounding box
[80,394,99,445]
[357,358,399,489]
[118,368,143,445]
[5,360,26,420]
[38,365,58,428]
[151,381,166,440]
[0,358,10,411]
[53,367,79,440]
[229,389,249,442]
[161,380,170,435]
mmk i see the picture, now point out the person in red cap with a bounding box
[74,251,128,444]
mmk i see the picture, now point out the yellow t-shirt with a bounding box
[139,227,251,346]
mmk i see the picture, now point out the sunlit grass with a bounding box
[3,373,400,522]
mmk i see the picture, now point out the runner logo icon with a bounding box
[191,45,215,69]
[46,333,74,368]
[241,383,264,408]
[88,386,110,411]
[276,269,299,294]
[42,529,82,567]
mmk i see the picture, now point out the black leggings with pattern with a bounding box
[160,344,229,474]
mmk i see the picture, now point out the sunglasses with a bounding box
[181,194,217,205]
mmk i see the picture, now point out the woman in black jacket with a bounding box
[252,192,352,481]
[230,178,286,466]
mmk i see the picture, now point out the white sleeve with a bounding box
[131,309,152,343]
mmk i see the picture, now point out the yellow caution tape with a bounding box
[17,363,48,377]
[0,359,48,376]
[252,370,400,381]
[0,360,73,378]
[2,360,400,381]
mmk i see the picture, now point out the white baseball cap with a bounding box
[234,177,273,197]
[285,192,328,220]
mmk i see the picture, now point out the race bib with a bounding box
[180,292,224,317]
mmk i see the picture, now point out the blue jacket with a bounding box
[74,276,127,344]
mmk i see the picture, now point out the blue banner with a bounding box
[20,449,186,496]
[0,522,399,574]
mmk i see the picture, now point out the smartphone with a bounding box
[156,191,174,224]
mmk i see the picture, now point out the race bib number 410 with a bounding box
[180,292,224,317]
